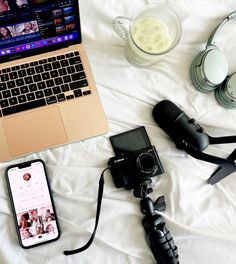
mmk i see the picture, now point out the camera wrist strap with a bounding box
[64,167,109,256]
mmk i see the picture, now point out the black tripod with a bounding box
[133,180,179,264]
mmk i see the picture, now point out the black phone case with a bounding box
[5,159,61,249]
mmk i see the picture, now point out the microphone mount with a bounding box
[174,122,236,185]
[153,100,236,185]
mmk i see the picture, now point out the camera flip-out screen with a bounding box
[110,127,151,156]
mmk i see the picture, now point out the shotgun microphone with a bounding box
[152,100,236,184]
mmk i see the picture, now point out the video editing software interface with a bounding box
[0,0,80,59]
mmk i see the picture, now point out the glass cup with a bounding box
[113,2,182,68]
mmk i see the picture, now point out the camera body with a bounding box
[109,146,164,189]
[108,127,164,189]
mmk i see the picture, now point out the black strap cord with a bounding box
[64,167,109,256]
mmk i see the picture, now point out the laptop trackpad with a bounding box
[3,107,68,156]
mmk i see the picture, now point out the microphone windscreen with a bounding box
[152,100,183,127]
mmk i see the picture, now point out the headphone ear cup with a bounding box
[190,47,228,93]
[215,72,236,109]
[190,52,212,93]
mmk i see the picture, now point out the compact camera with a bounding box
[108,127,164,189]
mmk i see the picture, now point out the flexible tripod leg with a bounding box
[147,221,179,264]
[141,198,179,264]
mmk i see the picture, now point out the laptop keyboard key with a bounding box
[11,88,20,96]
[66,53,74,58]
[20,86,29,94]
[53,86,61,94]
[20,85,29,94]
[46,96,57,105]
[2,90,11,98]
[37,82,46,90]
[44,88,53,97]
[57,55,65,60]
[1,74,9,82]
[27,93,36,101]
[0,83,7,91]
[7,80,16,89]
[27,68,35,75]
[0,99,9,108]
[9,72,18,79]
[67,66,75,74]
[33,74,42,82]
[18,95,27,103]
[35,65,44,73]
[18,70,27,77]
[75,64,84,72]
[29,84,38,92]
[74,89,82,97]
[46,79,54,87]
[16,79,25,86]
[44,63,52,71]
[35,91,44,99]
[58,68,67,76]
[30,61,38,66]
[2,99,46,116]
[39,59,47,64]
[21,63,29,69]
[55,77,63,85]
[83,90,91,96]
[69,57,81,65]
[60,59,69,67]
[66,94,75,100]
[42,72,50,80]
[70,80,88,90]
[63,75,71,83]
[52,61,60,69]
[71,72,86,81]
[61,84,69,92]
[25,76,33,84]
[66,95,74,100]
[9,97,18,105]
[57,93,65,102]
[50,70,58,78]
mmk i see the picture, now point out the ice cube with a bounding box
[156,42,164,50]
[154,34,162,43]
[139,36,149,44]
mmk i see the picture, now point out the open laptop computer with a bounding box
[0,0,108,162]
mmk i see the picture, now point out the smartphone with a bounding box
[5,159,60,249]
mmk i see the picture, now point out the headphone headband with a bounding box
[207,11,236,47]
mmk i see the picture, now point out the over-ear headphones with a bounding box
[190,11,236,109]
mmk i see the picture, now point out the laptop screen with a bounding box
[0,0,81,63]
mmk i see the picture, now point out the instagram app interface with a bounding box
[8,161,59,247]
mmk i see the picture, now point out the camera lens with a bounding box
[136,152,157,175]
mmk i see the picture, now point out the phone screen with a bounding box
[6,160,60,248]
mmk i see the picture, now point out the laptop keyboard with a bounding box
[0,51,91,117]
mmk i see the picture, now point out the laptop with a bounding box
[0,0,108,162]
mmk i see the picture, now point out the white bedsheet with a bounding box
[1,0,236,263]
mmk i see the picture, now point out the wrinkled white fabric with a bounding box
[1,0,236,263]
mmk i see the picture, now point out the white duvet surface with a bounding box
[1,0,236,263]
